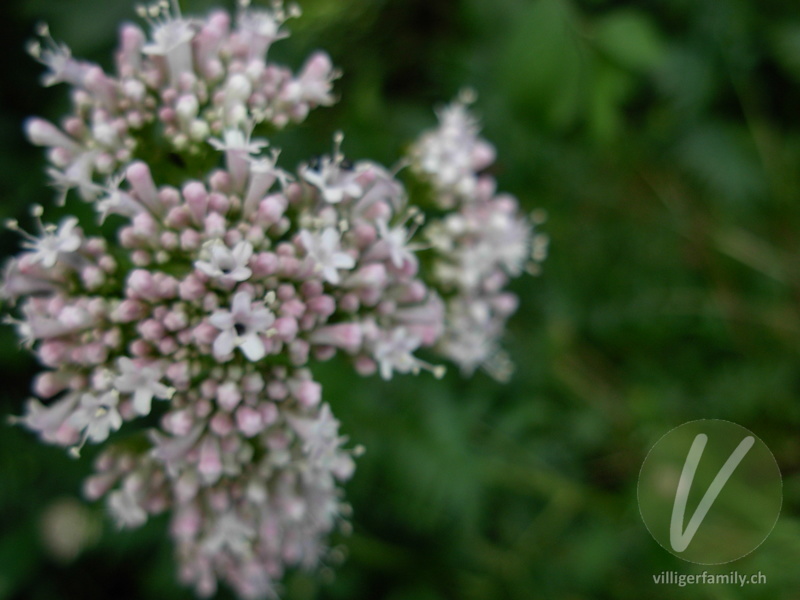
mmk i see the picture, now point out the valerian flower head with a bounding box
[2,5,540,599]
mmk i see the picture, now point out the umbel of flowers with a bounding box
[1,1,545,597]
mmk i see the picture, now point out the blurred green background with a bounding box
[3,0,800,598]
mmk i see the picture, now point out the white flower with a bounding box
[300,228,355,284]
[149,426,204,477]
[21,216,82,268]
[108,488,147,529]
[27,24,92,87]
[209,129,269,190]
[12,393,80,444]
[0,258,59,301]
[47,151,103,203]
[209,290,275,361]
[69,390,123,444]
[237,9,289,61]
[141,1,196,88]
[372,328,423,380]
[202,514,255,558]
[482,211,531,276]
[288,52,337,106]
[375,219,417,269]
[96,176,145,223]
[208,129,268,156]
[195,240,253,283]
[114,357,175,416]
[300,155,362,204]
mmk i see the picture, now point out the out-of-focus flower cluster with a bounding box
[1,2,543,598]
[411,94,548,380]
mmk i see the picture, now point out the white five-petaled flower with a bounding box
[208,129,268,156]
[209,129,269,190]
[372,327,424,380]
[300,155,362,204]
[209,290,275,361]
[202,513,255,558]
[375,219,419,269]
[195,240,253,283]
[21,216,82,268]
[114,357,175,416]
[141,0,196,88]
[108,487,147,529]
[96,175,145,223]
[69,390,123,444]
[47,151,103,203]
[27,24,92,87]
[300,227,356,284]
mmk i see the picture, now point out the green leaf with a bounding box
[499,0,586,130]
[770,23,800,85]
[593,10,666,73]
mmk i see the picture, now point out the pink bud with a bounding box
[126,162,161,214]
[193,322,218,346]
[266,380,288,400]
[289,339,310,365]
[25,118,79,151]
[179,275,206,301]
[33,372,68,398]
[81,265,105,290]
[339,293,360,313]
[260,403,278,426]
[138,318,165,341]
[307,294,335,317]
[83,474,115,501]
[208,192,230,214]
[200,379,218,399]
[204,212,226,236]
[242,373,265,394]
[210,412,234,437]
[355,355,377,376]
[197,437,222,484]
[126,269,154,298]
[111,298,145,323]
[257,195,287,224]
[208,171,231,194]
[158,337,179,356]
[251,252,279,277]
[83,342,108,364]
[273,317,298,342]
[179,229,202,251]
[129,339,151,358]
[301,280,323,298]
[280,298,306,318]
[235,406,263,437]
[471,140,496,171]
[294,380,321,408]
[217,381,242,412]
[38,341,67,367]
[164,409,194,436]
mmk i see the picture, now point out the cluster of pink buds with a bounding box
[2,2,542,598]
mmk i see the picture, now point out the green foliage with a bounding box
[3,0,800,599]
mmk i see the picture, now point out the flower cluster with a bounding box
[2,2,541,598]
[411,94,548,380]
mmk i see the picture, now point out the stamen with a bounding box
[69,431,89,458]
[458,87,477,105]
